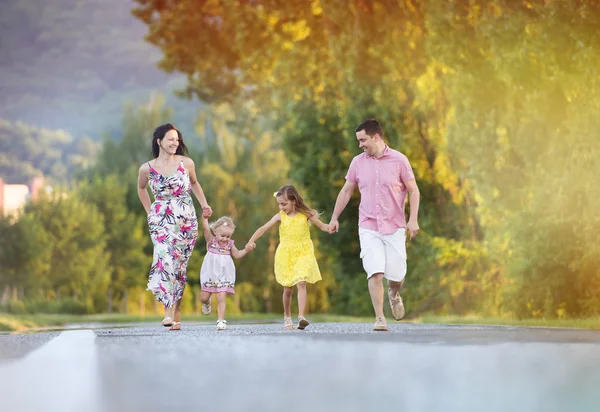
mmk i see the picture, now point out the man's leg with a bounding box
[388,279,404,299]
[385,229,407,320]
[368,273,385,319]
[388,279,405,320]
[359,228,388,330]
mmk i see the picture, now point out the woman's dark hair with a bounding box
[152,123,189,158]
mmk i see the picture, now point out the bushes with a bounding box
[1,300,28,315]
[0,298,90,315]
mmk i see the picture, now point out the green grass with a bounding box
[3,312,600,332]
[0,313,48,332]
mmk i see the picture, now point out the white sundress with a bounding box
[200,238,236,294]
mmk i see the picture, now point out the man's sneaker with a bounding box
[216,320,227,330]
[297,316,310,330]
[388,288,405,320]
[201,296,212,315]
[373,317,388,332]
[284,317,295,330]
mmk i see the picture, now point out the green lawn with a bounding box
[2,312,600,332]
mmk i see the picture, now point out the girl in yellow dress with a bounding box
[246,184,330,330]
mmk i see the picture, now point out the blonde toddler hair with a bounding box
[209,216,236,232]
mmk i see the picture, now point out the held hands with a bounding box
[328,219,339,234]
[201,205,213,218]
[245,241,256,251]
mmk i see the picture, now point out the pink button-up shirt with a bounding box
[345,146,415,235]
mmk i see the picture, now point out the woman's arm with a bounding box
[183,157,212,218]
[246,213,281,249]
[137,164,152,215]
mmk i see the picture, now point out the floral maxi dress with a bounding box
[146,161,198,308]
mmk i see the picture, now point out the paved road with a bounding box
[1,322,599,412]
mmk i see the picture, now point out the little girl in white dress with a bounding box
[200,216,252,330]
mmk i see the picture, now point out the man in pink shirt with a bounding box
[329,119,420,331]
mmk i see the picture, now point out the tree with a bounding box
[77,175,149,312]
[426,0,600,317]
[0,214,52,301]
[0,118,99,184]
[82,95,178,217]
[23,190,110,312]
[190,101,335,313]
[132,0,487,316]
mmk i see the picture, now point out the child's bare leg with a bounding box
[297,281,307,318]
[200,291,211,304]
[200,290,212,315]
[283,287,293,318]
[216,292,227,321]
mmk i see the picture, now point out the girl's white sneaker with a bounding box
[216,320,227,330]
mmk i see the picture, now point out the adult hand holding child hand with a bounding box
[328,219,339,234]
[201,205,213,218]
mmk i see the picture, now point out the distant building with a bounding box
[0,176,46,217]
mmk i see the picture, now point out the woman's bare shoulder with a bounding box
[139,160,153,174]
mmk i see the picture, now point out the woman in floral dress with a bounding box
[137,123,212,330]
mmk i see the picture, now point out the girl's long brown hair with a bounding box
[275,184,320,218]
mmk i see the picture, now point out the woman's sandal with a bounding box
[161,316,173,327]
[168,322,181,331]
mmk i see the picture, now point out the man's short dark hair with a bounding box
[355,119,384,138]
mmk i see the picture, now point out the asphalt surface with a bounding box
[0,330,60,361]
[1,322,600,412]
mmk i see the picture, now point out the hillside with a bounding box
[0,118,99,184]
[0,0,203,139]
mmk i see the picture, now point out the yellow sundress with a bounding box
[274,211,322,287]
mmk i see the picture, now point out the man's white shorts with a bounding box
[358,227,407,282]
